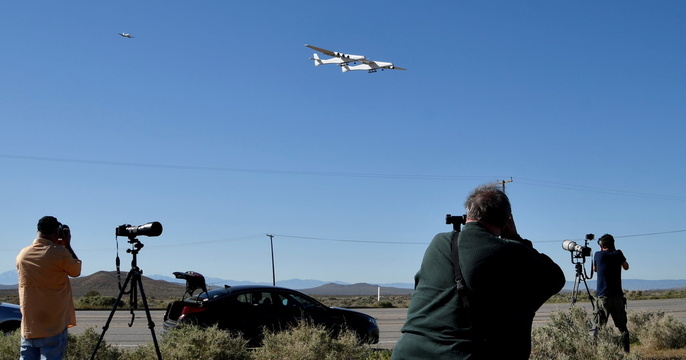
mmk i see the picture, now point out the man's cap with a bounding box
[37,216,61,234]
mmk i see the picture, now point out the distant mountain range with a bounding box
[146,273,415,291]
[1,270,685,293]
[0,271,411,298]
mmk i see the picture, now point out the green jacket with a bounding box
[393,223,565,359]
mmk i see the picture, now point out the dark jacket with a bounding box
[392,223,565,360]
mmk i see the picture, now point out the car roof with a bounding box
[215,285,312,295]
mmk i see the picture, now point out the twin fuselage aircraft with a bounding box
[305,44,406,73]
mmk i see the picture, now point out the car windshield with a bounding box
[191,288,229,301]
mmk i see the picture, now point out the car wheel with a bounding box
[0,321,20,334]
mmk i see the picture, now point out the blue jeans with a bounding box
[20,328,68,360]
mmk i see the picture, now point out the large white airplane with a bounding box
[118,33,134,38]
[305,44,405,73]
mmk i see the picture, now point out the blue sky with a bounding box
[2,1,685,286]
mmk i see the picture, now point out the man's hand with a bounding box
[502,215,532,247]
[501,215,520,240]
[58,226,71,247]
[59,226,78,259]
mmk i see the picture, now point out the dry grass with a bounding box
[633,346,686,360]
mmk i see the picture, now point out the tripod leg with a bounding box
[571,276,579,306]
[90,271,134,360]
[134,272,163,360]
[581,276,595,310]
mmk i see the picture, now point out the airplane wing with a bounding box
[359,59,406,70]
[305,44,338,57]
[304,44,365,61]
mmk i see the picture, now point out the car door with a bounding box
[211,292,261,340]
[275,290,344,330]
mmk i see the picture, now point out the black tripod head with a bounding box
[126,237,144,255]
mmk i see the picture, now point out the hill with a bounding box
[300,282,413,296]
[69,270,186,298]
[1,272,412,299]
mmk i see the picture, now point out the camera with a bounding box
[562,233,594,259]
[562,240,591,257]
[58,224,70,240]
[446,214,466,225]
[446,214,466,231]
[115,222,163,238]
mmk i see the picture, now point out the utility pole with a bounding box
[498,177,513,192]
[266,234,276,286]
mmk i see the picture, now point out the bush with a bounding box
[367,349,392,360]
[377,300,395,308]
[531,306,641,360]
[66,327,123,360]
[77,295,124,309]
[629,311,686,350]
[0,329,20,359]
[253,321,373,360]
[0,327,123,360]
[124,324,251,360]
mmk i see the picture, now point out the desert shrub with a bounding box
[66,327,123,360]
[377,300,395,308]
[367,349,392,360]
[77,295,124,309]
[531,306,640,360]
[253,321,373,360]
[0,327,123,360]
[123,324,250,360]
[628,310,686,350]
[0,329,21,359]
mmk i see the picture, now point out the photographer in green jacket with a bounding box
[392,183,565,359]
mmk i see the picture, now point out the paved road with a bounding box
[73,298,686,350]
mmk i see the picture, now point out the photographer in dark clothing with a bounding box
[392,184,565,359]
[592,233,630,352]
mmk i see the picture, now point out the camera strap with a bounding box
[451,231,471,309]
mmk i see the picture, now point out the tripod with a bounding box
[570,261,595,309]
[90,237,162,360]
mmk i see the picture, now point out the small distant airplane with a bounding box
[118,33,134,38]
[305,44,405,73]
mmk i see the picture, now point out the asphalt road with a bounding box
[73,298,686,351]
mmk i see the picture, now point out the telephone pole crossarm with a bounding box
[497,177,513,192]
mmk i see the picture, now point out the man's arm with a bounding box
[619,250,629,270]
[59,227,82,276]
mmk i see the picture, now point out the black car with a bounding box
[163,271,379,345]
[0,302,21,334]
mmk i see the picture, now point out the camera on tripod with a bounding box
[562,233,593,259]
[446,214,466,231]
[92,221,165,360]
[115,222,163,239]
[563,233,596,307]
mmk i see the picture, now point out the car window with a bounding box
[257,292,274,306]
[278,292,320,309]
[236,293,251,304]
[194,288,228,300]
[236,292,275,306]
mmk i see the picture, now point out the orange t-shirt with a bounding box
[16,237,82,339]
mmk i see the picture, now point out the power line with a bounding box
[516,177,686,202]
[59,229,683,252]
[537,229,686,243]
[3,153,684,201]
[266,234,429,245]
[0,153,495,181]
